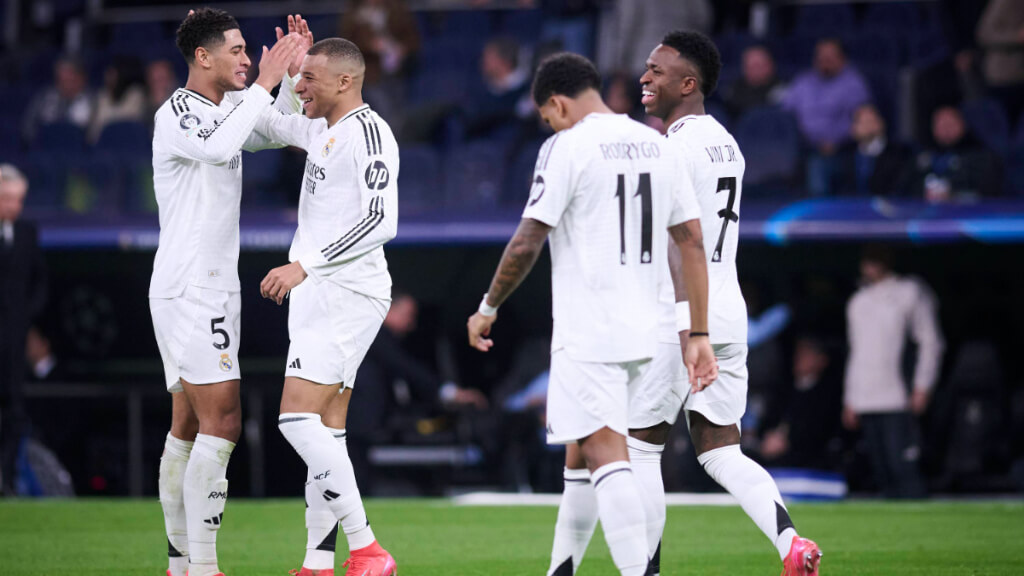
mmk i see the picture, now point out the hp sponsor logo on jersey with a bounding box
[364,160,389,190]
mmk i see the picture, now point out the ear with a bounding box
[194,46,211,70]
[551,95,568,121]
[680,76,698,98]
[337,73,351,93]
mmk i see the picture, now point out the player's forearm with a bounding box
[301,196,396,280]
[485,218,550,308]
[192,84,274,164]
[670,219,709,334]
[272,74,303,115]
[667,234,689,303]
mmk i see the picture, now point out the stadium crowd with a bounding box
[1,0,1022,501]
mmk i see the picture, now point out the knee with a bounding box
[203,407,242,443]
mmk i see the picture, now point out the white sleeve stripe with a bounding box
[321,196,384,261]
[319,196,385,258]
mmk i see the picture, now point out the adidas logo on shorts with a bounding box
[289,358,302,369]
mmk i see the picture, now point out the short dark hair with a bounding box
[660,30,721,98]
[816,37,845,56]
[176,7,240,64]
[485,36,520,69]
[307,37,365,68]
[531,52,601,107]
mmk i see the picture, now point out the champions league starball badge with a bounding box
[179,113,200,131]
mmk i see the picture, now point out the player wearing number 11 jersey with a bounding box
[467,53,718,576]
[638,31,822,575]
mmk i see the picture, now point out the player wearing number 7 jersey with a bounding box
[637,31,821,576]
[467,53,718,576]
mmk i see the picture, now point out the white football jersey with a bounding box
[150,78,301,298]
[522,113,701,363]
[254,103,398,300]
[657,114,748,345]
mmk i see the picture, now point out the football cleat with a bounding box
[289,569,334,576]
[342,541,396,576]
[781,536,822,576]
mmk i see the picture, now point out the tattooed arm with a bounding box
[467,218,552,352]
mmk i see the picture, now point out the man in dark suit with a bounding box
[834,104,915,196]
[0,163,48,495]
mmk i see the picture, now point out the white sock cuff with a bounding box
[326,427,347,442]
[164,433,194,459]
[592,461,632,491]
[696,443,741,466]
[193,434,235,466]
[627,436,664,462]
[563,467,591,482]
[279,412,322,425]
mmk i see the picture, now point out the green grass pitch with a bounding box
[2,499,1023,575]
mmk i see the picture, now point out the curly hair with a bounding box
[660,30,721,98]
[531,52,601,107]
[175,7,240,64]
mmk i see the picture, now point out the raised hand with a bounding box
[276,14,315,77]
[255,34,302,93]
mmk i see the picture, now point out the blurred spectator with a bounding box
[0,164,48,495]
[976,0,1024,121]
[596,0,711,73]
[834,104,915,197]
[340,0,420,124]
[723,45,787,120]
[145,60,179,126]
[22,56,94,142]
[760,336,842,469]
[603,70,643,120]
[346,292,487,493]
[24,327,58,382]
[843,246,943,499]
[88,57,146,143]
[916,106,1003,201]
[783,38,871,196]
[464,36,531,140]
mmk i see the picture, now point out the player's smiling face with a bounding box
[640,44,690,120]
[207,28,250,92]
[295,54,338,120]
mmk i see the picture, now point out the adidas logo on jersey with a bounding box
[289,358,302,369]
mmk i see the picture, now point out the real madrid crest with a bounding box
[219,353,233,372]
[322,137,335,158]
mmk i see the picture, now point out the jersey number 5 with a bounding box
[615,173,653,265]
[712,177,738,263]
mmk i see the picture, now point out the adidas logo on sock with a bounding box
[289,358,302,369]
[323,489,340,501]
[204,513,224,526]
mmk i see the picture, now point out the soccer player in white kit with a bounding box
[150,9,308,576]
[257,38,398,576]
[635,31,821,575]
[467,53,718,576]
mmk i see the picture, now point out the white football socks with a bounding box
[279,414,376,555]
[591,461,649,576]
[627,436,666,567]
[547,467,598,575]
[183,433,235,576]
[697,444,797,560]
[159,433,193,576]
[302,427,347,570]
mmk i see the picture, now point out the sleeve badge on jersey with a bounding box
[527,174,546,206]
[179,113,200,131]
[364,160,390,190]
[322,137,335,158]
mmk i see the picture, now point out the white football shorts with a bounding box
[629,342,749,429]
[150,285,242,393]
[545,349,651,445]
[285,279,388,388]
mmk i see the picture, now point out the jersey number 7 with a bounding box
[712,177,738,263]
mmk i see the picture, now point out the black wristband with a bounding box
[689,332,709,337]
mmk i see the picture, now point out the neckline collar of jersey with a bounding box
[179,88,217,107]
[666,113,707,134]
[334,104,371,126]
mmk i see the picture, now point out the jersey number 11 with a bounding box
[615,173,653,265]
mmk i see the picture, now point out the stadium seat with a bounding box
[443,141,507,211]
[907,30,950,68]
[1007,143,1024,196]
[794,4,857,36]
[503,138,544,208]
[498,9,544,42]
[397,144,441,214]
[95,121,150,155]
[861,66,901,134]
[862,3,932,33]
[844,33,903,70]
[705,101,732,133]
[239,147,285,208]
[962,98,1010,157]
[733,107,800,192]
[34,122,86,153]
